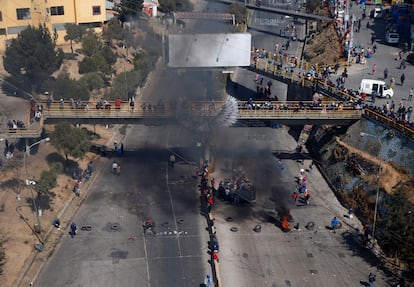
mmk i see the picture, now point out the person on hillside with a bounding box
[368,272,376,287]
[331,217,340,232]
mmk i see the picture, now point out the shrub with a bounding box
[79,73,105,91]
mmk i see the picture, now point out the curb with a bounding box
[13,149,107,287]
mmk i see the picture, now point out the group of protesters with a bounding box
[291,164,312,206]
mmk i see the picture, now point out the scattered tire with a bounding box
[81,225,92,231]
[225,217,233,222]
[110,223,120,231]
[253,224,262,233]
[306,221,315,230]
[230,226,238,232]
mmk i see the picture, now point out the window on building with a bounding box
[16,8,31,20]
[50,6,64,16]
[0,29,6,35]
[0,11,3,21]
[92,6,101,15]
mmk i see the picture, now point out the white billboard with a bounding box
[168,33,251,68]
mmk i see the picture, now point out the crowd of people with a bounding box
[240,97,359,112]
[291,166,312,206]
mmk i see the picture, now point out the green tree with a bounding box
[79,57,98,74]
[79,32,116,76]
[117,0,144,23]
[51,123,90,163]
[227,3,248,25]
[2,152,24,196]
[106,70,143,100]
[81,32,101,57]
[102,18,126,42]
[102,46,117,66]
[64,23,85,54]
[53,73,89,101]
[3,24,63,85]
[79,72,105,91]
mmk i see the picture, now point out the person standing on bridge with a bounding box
[129,98,135,112]
[47,96,52,110]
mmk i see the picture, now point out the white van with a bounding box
[360,79,394,98]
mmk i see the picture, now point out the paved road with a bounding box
[209,127,393,287]
[332,4,413,107]
[35,126,211,287]
[33,3,408,287]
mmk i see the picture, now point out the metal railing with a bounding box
[364,108,414,138]
[0,100,364,138]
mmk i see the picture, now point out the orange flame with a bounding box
[282,216,291,232]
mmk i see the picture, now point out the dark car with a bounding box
[406,53,414,65]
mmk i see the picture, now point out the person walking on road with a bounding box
[368,272,376,287]
[70,222,77,238]
[390,77,395,89]
[112,161,118,174]
[371,35,376,45]
[401,73,405,86]
[383,67,388,79]
[116,164,121,175]
[204,274,211,287]
[409,88,414,101]
[169,154,176,168]
[292,191,299,202]
[372,64,377,75]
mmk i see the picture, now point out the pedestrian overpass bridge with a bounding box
[1,100,363,139]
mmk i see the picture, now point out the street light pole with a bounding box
[360,132,382,240]
[23,137,50,236]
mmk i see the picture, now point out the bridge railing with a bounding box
[251,57,359,102]
[1,100,364,138]
[364,108,414,138]
[238,108,363,119]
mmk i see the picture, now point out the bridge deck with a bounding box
[0,100,362,138]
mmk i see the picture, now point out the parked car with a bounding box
[370,7,382,19]
[385,32,399,44]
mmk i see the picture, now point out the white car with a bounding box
[373,7,382,18]
[385,32,399,44]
